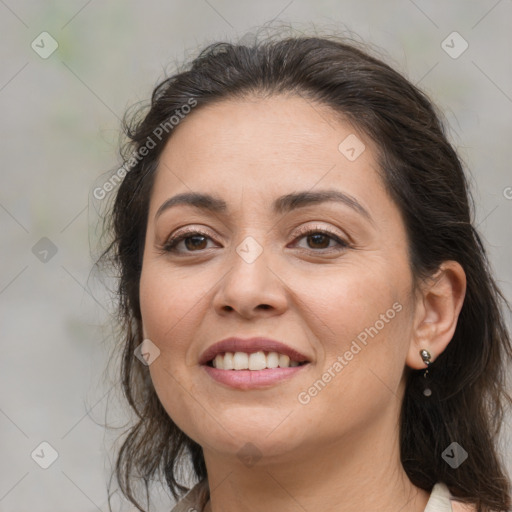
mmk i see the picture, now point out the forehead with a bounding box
[150,94,386,216]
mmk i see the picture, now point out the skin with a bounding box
[139,94,467,512]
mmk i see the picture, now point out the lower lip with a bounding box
[202,364,309,389]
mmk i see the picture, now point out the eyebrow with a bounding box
[155,189,373,224]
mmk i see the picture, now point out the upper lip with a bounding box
[199,337,310,365]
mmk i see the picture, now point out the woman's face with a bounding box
[139,94,420,463]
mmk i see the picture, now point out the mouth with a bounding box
[206,351,310,370]
[199,336,312,368]
[199,337,311,388]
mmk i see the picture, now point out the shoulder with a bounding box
[427,482,478,512]
[450,499,478,512]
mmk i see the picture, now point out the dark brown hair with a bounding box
[96,30,512,512]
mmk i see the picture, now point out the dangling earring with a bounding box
[419,349,432,397]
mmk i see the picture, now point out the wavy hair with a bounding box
[96,30,512,512]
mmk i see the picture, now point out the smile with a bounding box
[208,351,309,370]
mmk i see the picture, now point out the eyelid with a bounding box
[291,222,347,240]
[167,221,348,241]
[170,225,216,239]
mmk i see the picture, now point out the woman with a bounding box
[98,32,512,512]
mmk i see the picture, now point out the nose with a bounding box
[211,236,288,319]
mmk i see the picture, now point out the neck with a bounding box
[202,420,430,512]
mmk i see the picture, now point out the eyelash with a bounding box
[161,225,350,255]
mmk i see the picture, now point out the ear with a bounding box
[406,261,467,370]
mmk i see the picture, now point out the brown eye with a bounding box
[305,232,332,249]
[182,235,209,251]
[163,230,216,253]
[161,227,350,255]
[291,228,349,252]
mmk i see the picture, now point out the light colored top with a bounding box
[169,479,477,511]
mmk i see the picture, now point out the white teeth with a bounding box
[214,354,224,370]
[223,352,234,370]
[248,351,267,370]
[278,354,290,368]
[266,352,279,368]
[233,352,249,370]
[211,351,305,370]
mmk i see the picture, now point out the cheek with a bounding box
[302,263,411,396]
[139,267,204,434]
[139,262,213,419]
[139,263,205,344]
[302,262,406,343]
[298,304,409,438]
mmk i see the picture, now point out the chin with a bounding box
[198,417,307,459]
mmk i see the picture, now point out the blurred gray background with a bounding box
[1,1,511,511]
